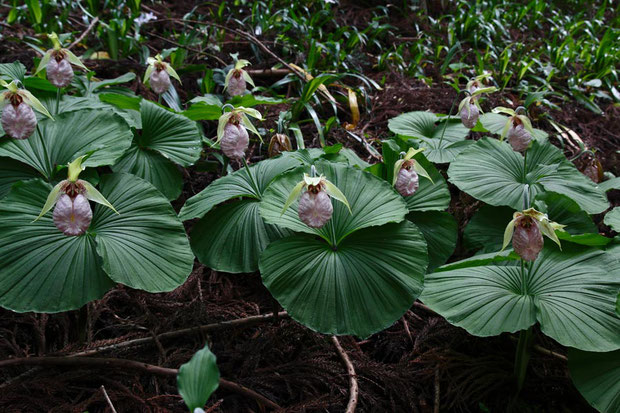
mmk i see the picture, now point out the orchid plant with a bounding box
[392,147,432,197]
[35,32,89,88]
[216,105,262,159]
[224,57,254,97]
[144,53,182,95]
[492,106,536,152]
[0,79,53,139]
[34,155,118,236]
[281,165,351,228]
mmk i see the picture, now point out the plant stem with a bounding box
[35,124,51,176]
[523,149,528,183]
[55,88,61,114]
[241,157,260,196]
[514,325,534,392]
[438,90,462,146]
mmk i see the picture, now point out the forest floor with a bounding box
[0,1,618,412]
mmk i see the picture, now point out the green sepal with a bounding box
[35,50,54,74]
[165,64,182,83]
[240,113,261,141]
[501,215,518,251]
[280,180,305,215]
[32,181,63,222]
[20,89,54,119]
[492,106,516,116]
[67,155,87,182]
[517,115,535,135]
[234,59,251,70]
[49,32,62,50]
[323,179,352,213]
[143,64,155,84]
[63,49,89,71]
[82,180,119,214]
[241,70,255,88]
[471,86,498,96]
[216,112,234,143]
[412,161,433,184]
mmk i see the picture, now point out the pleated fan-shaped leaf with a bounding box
[421,244,620,351]
[181,156,301,273]
[260,161,428,337]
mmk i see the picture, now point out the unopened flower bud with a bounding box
[227,70,246,96]
[512,215,543,261]
[507,121,532,152]
[53,193,92,236]
[298,187,333,228]
[395,161,419,197]
[149,67,171,95]
[1,101,36,140]
[460,101,479,129]
[221,122,249,159]
[268,134,292,157]
[47,56,74,88]
[582,159,603,183]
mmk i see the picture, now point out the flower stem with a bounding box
[514,325,534,392]
[241,157,260,197]
[36,124,51,177]
[55,88,61,114]
[438,90,462,146]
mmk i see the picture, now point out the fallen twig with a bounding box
[331,337,358,413]
[0,356,281,410]
[62,311,289,358]
[100,385,118,413]
[68,17,100,50]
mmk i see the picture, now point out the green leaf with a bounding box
[259,221,428,337]
[598,177,620,192]
[421,244,620,351]
[177,344,220,411]
[604,207,620,232]
[179,157,300,221]
[447,138,608,214]
[91,173,194,292]
[260,161,408,245]
[407,211,457,272]
[135,100,202,166]
[112,100,202,199]
[183,157,300,273]
[0,62,26,83]
[112,143,183,201]
[534,192,598,235]
[0,109,133,180]
[0,179,113,312]
[0,157,40,199]
[191,200,289,273]
[388,111,471,163]
[464,206,515,253]
[568,349,620,413]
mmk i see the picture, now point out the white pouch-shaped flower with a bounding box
[221,122,249,159]
[298,189,334,228]
[507,122,532,153]
[502,208,565,262]
[47,57,74,88]
[1,102,37,140]
[34,156,118,236]
[395,166,419,197]
[0,79,53,140]
[53,193,93,236]
[149,68,171,95]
